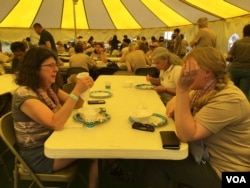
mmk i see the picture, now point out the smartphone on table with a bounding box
[160,131,180,150]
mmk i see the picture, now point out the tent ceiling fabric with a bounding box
[184,0,249,18]
[0,0,249,29]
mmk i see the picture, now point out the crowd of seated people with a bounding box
[0,32,185,73]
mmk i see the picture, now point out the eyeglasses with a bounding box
[41,63,58,69]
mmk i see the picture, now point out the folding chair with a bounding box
[113,71,135,76]
[0,92,12,117]
[0,140,12,182]
[98,67,119,75]
[85,52,92,57]
[135,67,159,77]
[0,112,87,188]
[0,92,13,181]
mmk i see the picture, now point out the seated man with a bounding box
[126,42,151,72]
[10,41,26,73]
[69,42,95,72]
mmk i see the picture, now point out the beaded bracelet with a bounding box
[69,93,79,101]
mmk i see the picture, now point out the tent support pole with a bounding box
[73,0,77,41]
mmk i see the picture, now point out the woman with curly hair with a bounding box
[144,47,250,188]
[12,47,98,188]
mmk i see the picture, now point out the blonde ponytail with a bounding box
[185,47,229,112]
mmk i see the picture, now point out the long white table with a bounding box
[0,74,18,95]
[45,75,188,160]
[59,56,121,63]
[107,57,121,62]
[59,62,127,75]
[60,62,126,69]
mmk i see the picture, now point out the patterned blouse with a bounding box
[12,86,53,150]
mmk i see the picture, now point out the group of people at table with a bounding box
[1,17,250,188]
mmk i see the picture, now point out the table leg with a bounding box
[98,159,103,188]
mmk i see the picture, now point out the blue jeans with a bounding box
[229,67,250,101]
[20,146,54,173]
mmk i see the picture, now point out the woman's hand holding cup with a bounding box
[73,72,94,95]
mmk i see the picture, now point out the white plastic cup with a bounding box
[123,80,133,88]
[76,72,89,79]
[76,72,90,99]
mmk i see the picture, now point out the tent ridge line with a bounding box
[81,0,90,30]
[30,0,44,28]
[120,0,142,29]
[0,0,19,23]
[101,0,116,29]
[224,0,250,13]
[179,0,225,19]
[161,0,192,25]
[60,0,64,29]
[141,0,168,28]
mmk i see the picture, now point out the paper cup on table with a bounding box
[76,72,90,100]
[82,107,99,128]
[123,80,133,88]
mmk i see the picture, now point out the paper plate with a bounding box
[73,112,111,125]
[135,84,155,90]
[89,90,112,99]
[129,113,167,127]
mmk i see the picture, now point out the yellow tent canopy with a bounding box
[0,0,249,29]
[0,0,250,53]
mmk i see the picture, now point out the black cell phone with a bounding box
[160,131,180,150]
[88,100,105,104]
[132,122,155,132]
